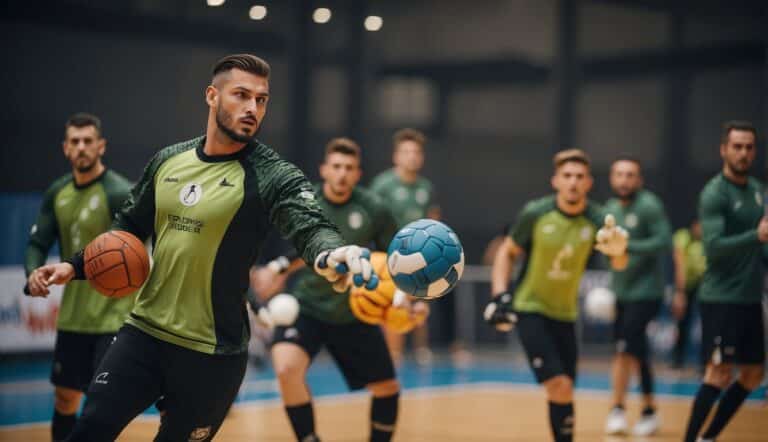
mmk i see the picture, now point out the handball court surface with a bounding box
[1,352,764,441]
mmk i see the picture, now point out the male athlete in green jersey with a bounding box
[369,128,439,365]
[485,149,629,442]
[259,138,417,442]
[30,54,378,442]
[602,157,671,436]
[684,121,766,442]
[24,113,133,441]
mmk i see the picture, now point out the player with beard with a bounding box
[486,149,630,442]
[29,54,378,442]
[602,157,671,436]
[684,121,766,442]
[24,113,133,441]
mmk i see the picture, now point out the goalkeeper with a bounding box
[252,138,427,442]
[485,149,629,442]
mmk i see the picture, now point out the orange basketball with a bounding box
[84,230,150,298]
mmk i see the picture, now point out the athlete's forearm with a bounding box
[703,228,759,259]
[627,233,670,255]
[491,239,518,294]
[672,248,687,290]
[24,246,49,277]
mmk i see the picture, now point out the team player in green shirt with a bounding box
[29,54,378,442]
[24,113,133,441]
[602,157,671,436]
[369,128,439,365]
[486,149,630,442]
[262,137,415,442]
[684,121,766,442]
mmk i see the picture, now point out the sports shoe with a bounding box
[696,438,715,442]
[633,410,660,436]
[604,406,628,435]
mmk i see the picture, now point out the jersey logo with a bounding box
[219,178,235,187]
[94,372,109,385]
[348,211,363,229]
[57,198,71,207]
[624,213,638,229]
[415,189,429,205]
[394,187,408,201]
[755,192,763,206]
[179,183,203,206]
[547,244,574,280]
[164,177,179,183]
[299,190,315,201]
[580,226,593,241]
[542,224,556,234]
[188,426,212,441]
[733,200,742,211]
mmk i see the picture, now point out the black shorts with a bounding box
[67,324,247,442]
[272,313,395,390]
[613,299,661,360]
[50,330,115,392]
[516,313,577,383]
[700,302,765,366]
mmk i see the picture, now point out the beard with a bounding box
[614,187,637,201]
[727,158,751,176]
[216,106,259,143]
[72,155,97,173]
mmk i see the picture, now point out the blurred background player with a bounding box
[29,54,377,442]
[263,137,425,442]
[24,113,133,441]
[684,121,766,442]
[602,157,671,436]
[369,128,441,366]
[671,219,706,370]
[485,149,629,442]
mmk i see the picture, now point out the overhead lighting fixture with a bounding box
[207,0,225,6]
[249,5,267,20]
[312,8,332,24]
[364,16,383,31]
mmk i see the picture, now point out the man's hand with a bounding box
[595,214,629,257]
[314,246,379,292]
[483,292,517,332]
[757,217,768,243]
[26,263,75,297]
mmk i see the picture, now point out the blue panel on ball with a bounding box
[413,286,429,298]
[420,239,443,263]
[424,257,451,281]
[409,229,430,251]
[393,273,417,294]
[442,245,461,264]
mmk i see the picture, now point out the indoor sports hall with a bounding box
[1,1,766,441]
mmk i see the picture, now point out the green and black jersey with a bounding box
[369,168,436,228]
[292,185,398,324]
[112,136,344,355]
[508,196,604,322]
[603,190,671,301]
[25,170,134,333]
[698,173,765,304]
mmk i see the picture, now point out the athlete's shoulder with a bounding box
[416,175,434,189]
[747,176,764,192]
[370,168,396,186]
[584,200,605,225]
[155,136,202,162]
[354,186,388,211]
[46,173,73,196]
[521,195,557,218]
[638,189,665,212]
[699,174,728,203]
[102,169,133,189]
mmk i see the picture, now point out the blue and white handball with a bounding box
[386,219,464,300]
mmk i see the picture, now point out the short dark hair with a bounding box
[64,112,102,138]
[611,155,642,171]
[325,137,361,159]
[721,120,757,144]
[212,54,271,79]
[393,128,426,151]
[553,148,590,170]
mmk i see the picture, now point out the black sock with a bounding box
[548,402,574,442]
[702,382,750,439]
[684,384,721,442]
[285,402,318,441]
[52,410,77,441]
[641,405,656,416]
[640,358,654,395]
[370,393,399,442]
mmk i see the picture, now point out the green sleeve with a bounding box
[368,173,386,195]
[627,200,672,255]
[103,171,134,218]
[24,181,63,276]
[373,203,399,252]
[259,156,344,266]
[508,200,543,249]
[112,153,163,241]
[699,187,759,260]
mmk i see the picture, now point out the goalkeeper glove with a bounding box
[483,292,517,332]
[314,245,379,292]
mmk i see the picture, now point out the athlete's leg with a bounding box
[366,379,400,442]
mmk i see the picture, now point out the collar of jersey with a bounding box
[72,168,108,190]
[195,137,256,163]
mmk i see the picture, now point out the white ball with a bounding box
[585,287,616,322]
[268,293,299,326]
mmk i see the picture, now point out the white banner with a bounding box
[0,263,62,353]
